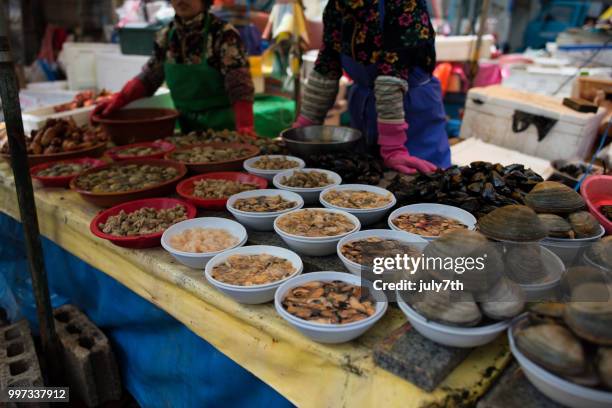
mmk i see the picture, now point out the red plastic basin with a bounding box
[90,197,197,248]
[30,157,107,188]
[580,175,612,234]
[176,172,268,210]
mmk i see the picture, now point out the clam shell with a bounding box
[561,266,609,300]
[411,289,482,327]
[524,181,585,214]
[477,205,547,242]
[529,302,566,319]
[480,277,525,320]
[568,211,602,238]
[516,323,585,376]
[564,283,612,346]
[538,213,574,238]
[423,229,503,293]
[598,348,612,390]
[505,244,548,285]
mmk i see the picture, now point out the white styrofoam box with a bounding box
[59,43,120,90]
[21,88,173,134]
[25,80,70,92]
[95,53,150,92]
[19,89,79,113]
[460,85,606,162]
[435,35,494,62]
[502,65,612,97]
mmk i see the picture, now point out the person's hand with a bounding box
[292,115,315,128]
[378,121,438,175]
[381,149,437,174]
[90,78,148,122]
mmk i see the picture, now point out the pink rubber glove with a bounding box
[292,115,316,128]
[233,100,256,138]
[378,122,438,174]
[91,78,148,119]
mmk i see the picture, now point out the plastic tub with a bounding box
[90,198,197,249]
[388,203,477,240]
[320,184,397,226]
[30,157,106,188]
[580,175,612,234]
[226,189,304,231]
[272,168,342,204]
[243,155,305,181]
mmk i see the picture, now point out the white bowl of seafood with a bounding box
[274,271,388,343]
[336,229,428,276]
[204,245,303,304]
[509,288,612,408]
[388,203,477,240]
[319,184,396,226]
[396,229,525,347]
[272,168,341,204]
[226,189,304,231]
[161,217,247,269]
[273,208,361,256]
[243,154,305,181]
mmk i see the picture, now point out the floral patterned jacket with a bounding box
[313,0,436,81]
[137,12,254,103]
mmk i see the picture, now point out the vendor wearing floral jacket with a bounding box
[94,0,255,136]
[294,0,450,173]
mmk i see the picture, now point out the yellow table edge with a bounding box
[0,165,510,407]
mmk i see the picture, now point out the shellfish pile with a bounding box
[387,162,543,218]
[402,230,526,327]
[165,130,288,155]
[524,181,602,239]
[515,286,612,391]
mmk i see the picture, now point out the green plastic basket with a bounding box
[119,23,165,56]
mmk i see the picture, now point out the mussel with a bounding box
[524,181,585,214]
[537,213,574,238]
[423,229,503,293]
[411,289,482,327]
[564,283,612,346]
[598,348,612,389]
[477,205,547,242]
[480,277,525,320]
[515,323,585,376]
[568,211,602,238]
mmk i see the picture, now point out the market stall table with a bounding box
[0,161,510,407]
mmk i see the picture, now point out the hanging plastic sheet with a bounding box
[0,213,292,408]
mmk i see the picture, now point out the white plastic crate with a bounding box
[95,53,150,92]
[435,35,494,62]
[59,42,120,90]
[20,88,173,135]
[460,85,606,162]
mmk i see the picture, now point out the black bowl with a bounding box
[280,126,362,157]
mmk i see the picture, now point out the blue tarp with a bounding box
[0,213,293,408]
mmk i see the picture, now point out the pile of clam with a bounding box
[403,229,526,327]
[525,181,603,239]
[515,284,612,391]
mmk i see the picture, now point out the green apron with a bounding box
[164,14,235,132]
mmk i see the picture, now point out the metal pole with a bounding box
[468,0,490,89]
[0,0,61,383]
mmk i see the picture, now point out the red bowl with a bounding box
[30,157,107,188]
[106,141,175,161]
[176,172,268,210]
[580,175,612,234]
[90,198,197,248]
[1,142,108,167]
[92,108,179,145]
[70,159,188,207]
[165,143,260,174]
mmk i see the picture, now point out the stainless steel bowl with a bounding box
[280,126,362,157]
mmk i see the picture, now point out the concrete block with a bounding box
[477,362,562,408]
[373,323,471,392]
[54,305,121,407]
[0,319,44,390]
